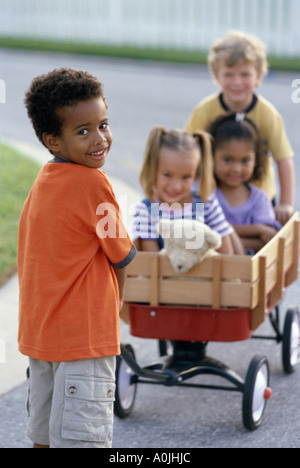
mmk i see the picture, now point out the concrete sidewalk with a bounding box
[0,274,28,395]
[0,137,141,396]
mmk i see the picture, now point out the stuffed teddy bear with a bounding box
[158,218,222,273]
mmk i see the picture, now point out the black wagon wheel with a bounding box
[242,355,272,431]
[282,307,300,374]
[114,344,137,419]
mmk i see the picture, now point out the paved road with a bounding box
[1,298,300,448]
[0,49,299,448]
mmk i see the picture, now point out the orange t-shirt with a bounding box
[18,161,136,362]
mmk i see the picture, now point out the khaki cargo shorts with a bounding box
[27,356,116,448]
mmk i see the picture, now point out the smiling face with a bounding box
[43,97,112,168]
[215,60,260,112]
[155,146,200,206]
[214,138,256,189]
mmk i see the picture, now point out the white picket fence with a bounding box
[0,0,299,57]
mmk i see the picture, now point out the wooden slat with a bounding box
[268,237,285,307]
[265,261,278,294]
[251,212,299,282]
[285,219,300,287]
[251,281,259,310]
[219,255,252,281]
[212,256,222,308]
[254,212,298,259]
[221,283,252,307]
[159,254,252,281]
[125,278,150,303]
[161,279,252,308]
[251,256,267,330]
[126,252,154,275]
[159,279,213,306]
[127,252,252,281]
[126,276,252,308]
[160,255,215,278]
[283,242,294,272]
[150,256,159,306]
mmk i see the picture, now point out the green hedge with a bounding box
[0,37,299,71]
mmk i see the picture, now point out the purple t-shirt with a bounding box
[216,184,282,231]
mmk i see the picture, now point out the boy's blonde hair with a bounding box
[139,126,215,203]
[208,30,268,82]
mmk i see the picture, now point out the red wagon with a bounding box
[115,213,300,430]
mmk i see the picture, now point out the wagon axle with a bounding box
[115,343,272,431]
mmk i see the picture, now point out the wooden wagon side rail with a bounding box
[250,212,299,329]
[124,253,253,308]
[123,212,299,330]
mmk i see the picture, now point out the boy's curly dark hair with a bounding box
[25,68,106,147]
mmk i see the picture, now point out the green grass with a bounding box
[0,144,40,285]
[0,36,300,72]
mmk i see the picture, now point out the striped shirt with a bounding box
[131,194,233,249]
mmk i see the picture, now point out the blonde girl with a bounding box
[131,126,234,253]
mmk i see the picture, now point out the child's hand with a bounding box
[274,204,294,225]
[258,225,278,244]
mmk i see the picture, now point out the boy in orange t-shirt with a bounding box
[18,68,136,448]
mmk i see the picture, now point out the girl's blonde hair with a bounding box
[208,30,268,83]
[139,126,215,203]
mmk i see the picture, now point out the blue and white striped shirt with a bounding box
[131,193,233,248]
